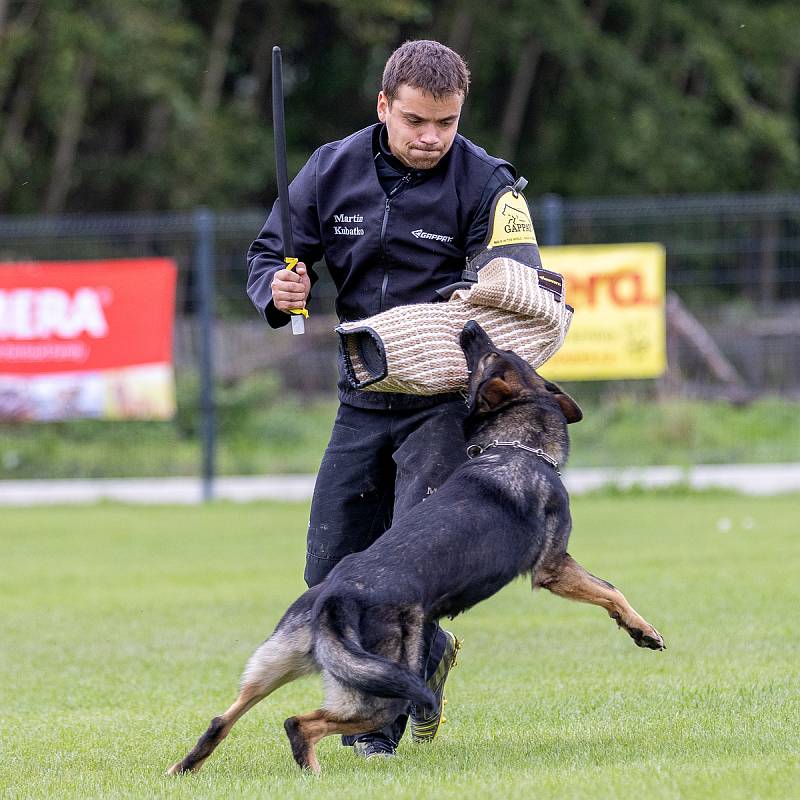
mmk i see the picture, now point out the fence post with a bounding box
[194,207,217,502]
[540,193,564,246]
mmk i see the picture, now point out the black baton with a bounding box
[272,45,306,335]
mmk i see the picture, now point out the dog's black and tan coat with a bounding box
[168,321,664,776]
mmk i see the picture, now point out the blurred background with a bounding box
[1,0,799,484]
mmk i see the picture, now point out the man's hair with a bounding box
[382,40,470,103]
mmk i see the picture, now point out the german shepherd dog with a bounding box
[168,320,664,776]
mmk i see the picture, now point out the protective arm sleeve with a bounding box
[464,165,516,258]
[246,148,324,328]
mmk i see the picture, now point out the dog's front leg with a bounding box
[536,554,665,650]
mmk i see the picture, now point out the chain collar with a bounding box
[465,440,561,475]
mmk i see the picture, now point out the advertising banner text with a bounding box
[0,258,177,421]
[539,243,666,381]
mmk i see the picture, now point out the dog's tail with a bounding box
[313,594,435,709]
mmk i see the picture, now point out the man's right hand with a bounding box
[271,262,311,312]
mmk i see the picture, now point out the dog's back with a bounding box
[321,444,570,620]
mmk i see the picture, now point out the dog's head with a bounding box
[460,320,582,438]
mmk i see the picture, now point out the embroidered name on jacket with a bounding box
[411,228,454,244]
[333,213,364,236]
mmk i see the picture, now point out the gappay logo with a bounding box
[501,202,533,235]
[411,228,454,244]
[486,188,537,248]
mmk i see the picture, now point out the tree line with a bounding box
[1,0,798,215]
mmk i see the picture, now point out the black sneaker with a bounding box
[410,629,461,743]
[353,736,396,759]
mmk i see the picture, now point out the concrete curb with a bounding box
[1,464,798,506]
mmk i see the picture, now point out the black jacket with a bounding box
[247,123,513,408]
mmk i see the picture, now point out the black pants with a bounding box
[304,397,469,746]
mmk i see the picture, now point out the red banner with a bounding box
[0,259,177,421]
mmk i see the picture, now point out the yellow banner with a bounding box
[539,243,666,381]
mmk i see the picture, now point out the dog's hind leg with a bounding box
[167,680,268,776]
[536,554,665,650]
[284,702,398,775]
[167,600,317,775]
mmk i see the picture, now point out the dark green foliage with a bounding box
[1,0,799,214]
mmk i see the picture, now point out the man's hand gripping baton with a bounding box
[272,46,307,335]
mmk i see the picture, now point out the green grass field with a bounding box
[3,393,800,479]
[2,495,799,799]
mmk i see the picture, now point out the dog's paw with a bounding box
[611,611,666,651]
[630,626,666,651]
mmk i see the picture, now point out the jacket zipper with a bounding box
[378,173,412,311]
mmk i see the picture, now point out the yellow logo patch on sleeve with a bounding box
[486,188,537,249]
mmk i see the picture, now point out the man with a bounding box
[247,39,516,758]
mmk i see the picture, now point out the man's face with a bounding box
[377,84,463,170]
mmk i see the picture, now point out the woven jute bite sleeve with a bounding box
[336,256,573,395]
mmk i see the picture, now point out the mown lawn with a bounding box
[1,495,798,799]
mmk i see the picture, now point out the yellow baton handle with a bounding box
[285,256,309,318]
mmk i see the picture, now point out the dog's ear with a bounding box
[544,380,583,423]
[477,376,515,414]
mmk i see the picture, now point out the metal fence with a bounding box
[1,192,799,484]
